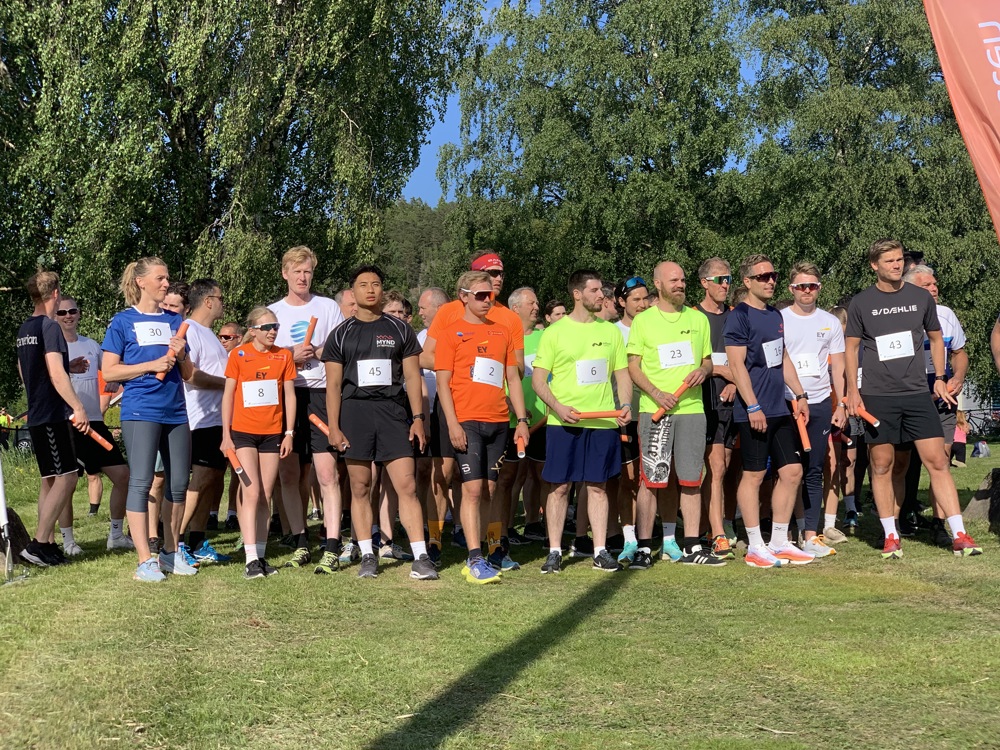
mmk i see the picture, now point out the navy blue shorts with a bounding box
[541,425,621,485]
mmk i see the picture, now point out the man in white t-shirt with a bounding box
[268,246,346,567]
[178,279,231,565]
[780,262,846,557]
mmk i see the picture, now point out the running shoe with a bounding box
[768,542,815,565]
[451,528,467,549]
[605,533,625,555]
[661,538,683,562]
[224,515,240,531]
[881,534,903,560]
[20,539,50,567]
[260,559,279,576]
[630,549,653,570]
[410,554,440,580]
[192,540,232,564]
[507,527,531,546]
[339,542,360,565]
[44,542,69,565]
[159,549,199,576]
[207,515,219,531]
[371,529,382,550]
[427,541,442,568]
[307,509,322,521]
[492,551,521,572]
[379,541,414,561]
[278,533,296,549]
[284,547,312,568]
[107,534,135,551]
[570,536,594,557]
[592,550,623,572]
[711,535,735,560]
[314,551,340,574]
[617,540,639,563]
[679,546,727,566]
[540,550,562,574]
[63,541,84,557]
[464,557,501,584]
[134,558,166,582]
[88,503,100,517]
[822,526,848,544]
[177,542,201,568]
[844,510,859,535]
[953,532,983,557]
[930,518,952,548]
[522,521,547,541]
[244,559,266,580]
[801,536,836,558]
[358,553,379,578]
[744,545,785,569]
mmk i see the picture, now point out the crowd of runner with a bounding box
[12,238,984,583]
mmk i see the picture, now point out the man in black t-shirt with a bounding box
[845,238,981,559]
[15,271,90,567]
[321,264,437,581]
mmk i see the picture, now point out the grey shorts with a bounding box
[638,412,707,489]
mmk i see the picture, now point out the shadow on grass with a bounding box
[364,573,627,750]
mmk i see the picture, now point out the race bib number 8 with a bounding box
[794,352,822,378]
[762,339,783,368]
[576,359,608,386]
[357,359,392,387]
[134,322,171,347]
[657,341,695,369]
[875,332,914,362]
[472,357,504,387]
[242,380,279,408]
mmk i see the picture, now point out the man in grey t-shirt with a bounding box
[845,238,981,560]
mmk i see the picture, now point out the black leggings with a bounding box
[122,420,191,513]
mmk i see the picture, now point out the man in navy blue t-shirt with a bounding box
[15,271,90,567]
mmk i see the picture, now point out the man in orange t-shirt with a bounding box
[435,270,530,585]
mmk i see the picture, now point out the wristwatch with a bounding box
[516,417,530,424]
[935,375,946,382]
[795,394,807,401]
[412,413,425,420]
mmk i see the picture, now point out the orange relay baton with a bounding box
[225,449,252,487]
[795,410,811,453]
[70,416,113,451]
[304,316,318,346]
[156,321,190,381]
[516,436,526,458]
[652,382,691,422]
[308,413,330,436]
[571,409,628,420]
[842,399,880,428]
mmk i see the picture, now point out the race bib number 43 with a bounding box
[875,332,914,362]
[357,359,392,387]
[134,322,171,347]
[576,359,608,386]
[657,341,695,369]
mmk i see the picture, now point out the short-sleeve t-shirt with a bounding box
[268,295,345,389]
[101,308,188,424]
[627,305,711,415]
[417,328,437,408]
[846,284,940,397]
[68,335,104,421]
[780,307,846,404]
[533,316,627,429]
[428,300,525,355]
[517,329,547,426]
[922,304,965,389]
[695,303,732,410]
[723,303,787,422]
[17,315,71,426]
[434,315,516,424]
[321,314,421,404]
[183,319,228,429]
[225,344,297,435]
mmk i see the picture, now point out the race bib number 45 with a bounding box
[576,359,608,386]
[357,359,392,387]
[875,332,914,362]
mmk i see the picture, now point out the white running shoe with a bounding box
[767,541,816,565]
[802,535,836,557]
[107,534,135,551]
[63,541,84,557]
[159,549,199,576]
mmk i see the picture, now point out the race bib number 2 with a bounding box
[133,322,171,347]
[472,357,504,387]
[576,359,608,386]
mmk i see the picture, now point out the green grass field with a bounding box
[1,448,999,749]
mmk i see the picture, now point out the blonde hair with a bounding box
[281,246,318,271]
[789,261,821,284]
[830,306,848,327]
[26,271,60,304]
[242,306,277,345]
[956,410,969,433]
[455,271,492,298]
[120,257,167,307]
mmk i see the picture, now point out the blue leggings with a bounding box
[122,420,191,513]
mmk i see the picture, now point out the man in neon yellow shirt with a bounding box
[532,269,632,573]
[627,261,724,567]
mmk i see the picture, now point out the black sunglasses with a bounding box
[250,323,280,332]
[485,269,504,278]
[749,272,779,283]
[218,334,239,341]
[56,308,79,316]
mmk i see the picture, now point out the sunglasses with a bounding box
[622,276,646,291]
[485,269,504,278]
[748,272,779,283]
[250,323,280,332]
[460,288,496,302]
[703,275,732,285]
[56,308,79,316]
[790,282,821,292]
[218,334,239,341]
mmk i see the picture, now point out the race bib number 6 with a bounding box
[875,332,914,362]
[657,341,695,369]
[357,359,392,387]
[133,322,171,347]
[576,359,608,386]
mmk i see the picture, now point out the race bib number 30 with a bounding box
[762,339,783,368]
[472,357,504,387]
[576,359,608,386]
[875,332,914,362]
[134,322,171,347]
[357,359,392,388]
[242,380,279,407]
[657,341,695,369]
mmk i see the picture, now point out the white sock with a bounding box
[880,517,897,539]
[245,545,258,562]
[60,526,75,546]
[622,524,637,544]
[662,522,676,540]
[226,510,237,520]
[209,512,218,519]
[256,542,265,559]
[824,513,837,529]
[946,514,966,538]
[411,540,427,559]
[359,539,374,556]
[110,519,124,538]
[746,525,765,549]
[844,494,857,512]
[795,517,806,532]
[550,546,562,556]
[594,546,606,558]
[770,522,789,548]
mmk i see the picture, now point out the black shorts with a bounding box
[456,420,508,482]
[503,425,520,462]
[73,421,126,475]
[862,393,944,445]
[706,406,738,449]
[232,430,283,454]
[294,387,335,458]
[620,420,639,464]
[428,397,455,459]
[341,398,415,463]
[191,425,226,470]
[737,416,800,473]
[526,424,547,462]
[937,399,957,439]
[30,421,78,478]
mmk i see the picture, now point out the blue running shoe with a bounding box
[464,557,501,584]
[618,540,638,563]
[661,538,683,562]
[488,548,520,571]
[177,542,201,568]
[192,539,232,564]
[451,528,467,549]
[134,558,166,582]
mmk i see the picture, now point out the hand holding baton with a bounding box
[225,449,252,487]
[795,409,811,452]
[516,436,526,458]
[571,409,629,420]
[304,316,318,347]
[652,382,690,422]
[70,416,113,451]
[841,399,880,427]
[157,321,190,381]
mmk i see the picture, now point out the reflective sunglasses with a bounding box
[56,308,79,316]
[621,276,647,292]
[485,269,504,278]
[790,282,821,292]
[460,288,496,302]
[703,275,731,285]
[250,323,280,332]
[748,272,779,283]
[218,334,240,341]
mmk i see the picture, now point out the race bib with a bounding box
[857,367,863,388]
[298,357,324,382]
[524,353,536,378]
[762,339,783,368]
[242,380,279,407]
[793,352,822,378]
[711,352,729,367]
[133,322,171,347]
[576,359,608,386]
[657,341,695,369]
[472,357,504,387]
[875,332,913,362]
[357,359,392,387]
[924,347,934,374]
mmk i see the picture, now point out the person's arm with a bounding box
[990,318,1000,377]
[844,335,866,417]
[45,352,88,431]
[830,352,847,429]
[220,378,237,455]
[435,370,467,451]
[927,329,957,406]
[612,367,633,426]
[419,335,437,371]
[324,361,349,451]
[948,347,968,398]
[102,350,173,382]
[280,381,296,458]
[531,366,579,424]
[188,369,226,390]
[506,365,531,447]
[782,349,810,424]
[402,355,426,452]
[628,355,671,411]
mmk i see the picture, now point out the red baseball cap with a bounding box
[470,253,503,271]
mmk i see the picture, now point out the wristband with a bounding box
[747,403,762,413]
[412,413,425,421]
[284,430,294,436]
[621,403,632,412]
[795,394,807,401]
[516,417,530,424]
[934,375,946,382]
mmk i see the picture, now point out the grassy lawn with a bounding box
[1,448,999,749]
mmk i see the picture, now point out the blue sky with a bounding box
[402,94,460,205]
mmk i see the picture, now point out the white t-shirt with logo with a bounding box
[780,307,845,403]
[183,319,228,429]
[268,295,345,389]
[68,335,104,421]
